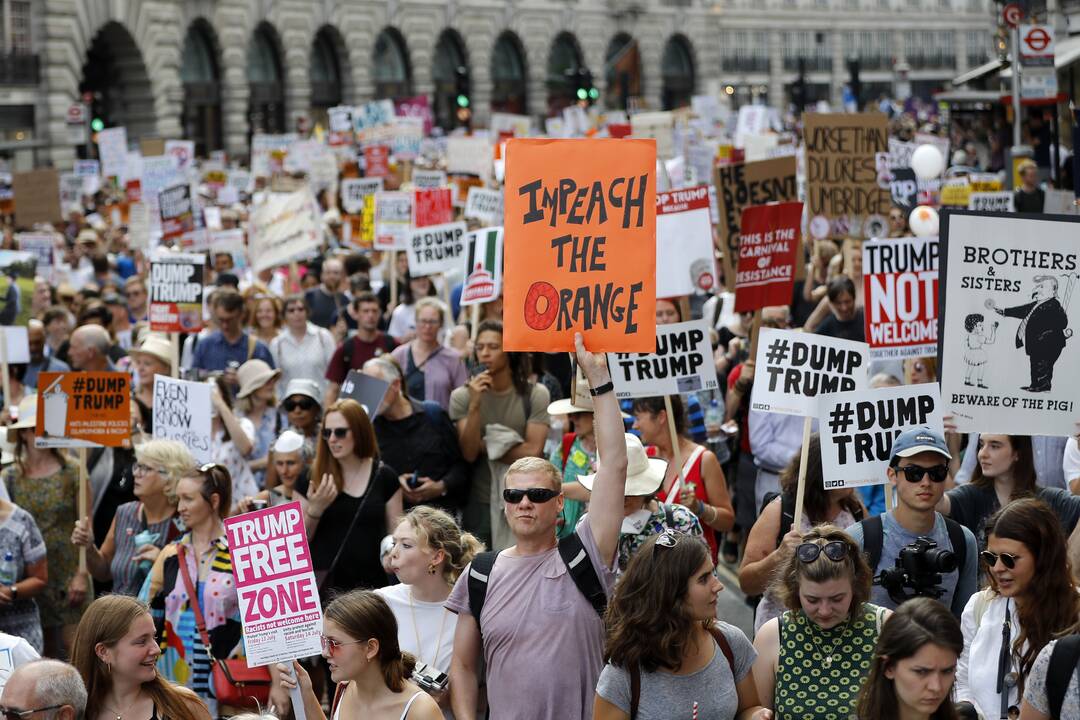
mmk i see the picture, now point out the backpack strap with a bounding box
[560,433,577,472]
[863,515,884,572]
[851,501,866,523]
[1048,635,1080,719]
[557,531,607,617]
[943,517,967,580]
[466,551,499,636]
[342,334,355,370]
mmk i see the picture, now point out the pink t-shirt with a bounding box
[445,518,615,720]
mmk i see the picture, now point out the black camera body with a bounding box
[876,536,957,604]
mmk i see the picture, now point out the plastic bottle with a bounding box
[0,552,16,587]
[705,398,723,443]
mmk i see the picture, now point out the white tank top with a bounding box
[332,684,425,720]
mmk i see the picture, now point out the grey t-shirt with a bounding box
[595,622,755,720]
[847,511,978,618]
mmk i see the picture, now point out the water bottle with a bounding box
[0,552,16,587]
[705,398,723,444]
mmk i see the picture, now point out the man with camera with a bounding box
[847,426,978,618]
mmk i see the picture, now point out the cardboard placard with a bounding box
[12,169,61,226]
[655,185,717,297]
[714,157,798,283]
[97,127,129,180]
[967,192,1015,213]
[15,233,54,276]
[36,372,131,448]
[461,227,504,306]
[863,236,939,359]
[1044,189,1080,216]
[939,211,1080,436]
[464,187,504,225]
[248,190,320,272]
[152,376,212,464]
[407,222,467,277]
[818,383,944,488]
[609,319,719,399]
[804,113,891,239]
[502,138,657,352]
[413,188,453,227]
[139,138,166,157]
[751,328,870,416]
[734,202,803,313]
[0,326,29,364]
[631,112,675,159]
[341,178,383,215]
[339,370,389,417]
[149,253,205,333]
[224,503,324,666]
[374,192,412,250]
[159,184,194,241]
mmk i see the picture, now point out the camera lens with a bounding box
[924,547,957,573]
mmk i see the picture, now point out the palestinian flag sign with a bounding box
[461,227,503,306]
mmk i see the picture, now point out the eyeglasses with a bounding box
[320,634,365,657]
[0,705,64,720]
[322,427,350,440]
[199,463,225,474]
[416,318,442,326]
[132,462,167,476]
[502,487,560,504]
[284,398,317,412]
[655,530,682,549]
[980,550,1022,569]
[797,541,849,563]
[286,305,307,313]
[897,464,949,483]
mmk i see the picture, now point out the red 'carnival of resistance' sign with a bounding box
[862,236,939,359]
[734,202,803,313]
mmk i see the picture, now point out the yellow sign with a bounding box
[939,178,971,207]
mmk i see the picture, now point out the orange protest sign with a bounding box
[503,138,657,352]
[35,372,131,448]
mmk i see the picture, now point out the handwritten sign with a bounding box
[36,372,131,448]
[152,376,212,464]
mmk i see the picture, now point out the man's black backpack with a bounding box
[1047,634,1080,719]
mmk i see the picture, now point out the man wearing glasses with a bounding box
[446,334,628,720]
[847,426,978,618]
[0,660,86,720]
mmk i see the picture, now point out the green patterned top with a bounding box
[774,602,883,720]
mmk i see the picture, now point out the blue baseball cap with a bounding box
[891,426,952,462]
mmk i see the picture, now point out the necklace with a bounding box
[408,588,448,667]
[103,692,142,720]
[805,616,850,669]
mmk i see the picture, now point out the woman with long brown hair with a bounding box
[855,597,964,720]
[71,595,211,720]
[955,498,1080,718]
[296,399,403,593]
[594,532,768,720]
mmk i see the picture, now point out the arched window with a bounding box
[181,21,222,155]
[605,34,641,111]
[491,32,527,115]
[311,28,344,109]
[432,30,469,131]
[248,23,286,134]
[547,32,587,116]
[662,35,696,110]
[373,28,412,100]
[79,21,156,151]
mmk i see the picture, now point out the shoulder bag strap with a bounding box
[247,334,257,361]
[706,624,736,677]
[317,466,378,591]
[176,545,214,655]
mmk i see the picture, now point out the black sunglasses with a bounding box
[980,550,1021,569]
[0,706,64,720]
[284,398,317,412]
[322,427,350,440]
[502,487,560,504]
[797,541,849,563]
[896,464,949,483]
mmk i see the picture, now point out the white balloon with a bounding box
[911,144,945,181]
[908,206,939,237]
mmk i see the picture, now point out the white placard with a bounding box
[248,190,321,272]
[341,178,383,215]
[656,185,717,297]
[374,191,412,250]
[751,328,871,416]
[406,222,467,277]
[967,191,1015,213]
[464,187,504,225]
[461,227,504,306]
[446,137,492,180]
[96,127,128,180]
[152,375,212,464]
[609,320,719,399]
[0,327,29,364]
[412,170,447,189]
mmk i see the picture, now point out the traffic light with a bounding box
[454,66,470,110]
[90,117,105,132]
[847,56,862,111]
[576,69,597,105]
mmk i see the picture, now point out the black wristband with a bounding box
[589,381,614,397]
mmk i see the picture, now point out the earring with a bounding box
[104,661,112,675]
[427,564,437,575]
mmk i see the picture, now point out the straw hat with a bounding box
[579,433,667,497]
[128,334,173,368]
[236,359,281,399]
[547,364,630,418]
[6,394,39,443]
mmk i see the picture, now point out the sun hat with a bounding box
[128,334,173,367]
[6,395,39,443]
[579,433,667,497]
[279,378,322,408]
[236,359,282,399]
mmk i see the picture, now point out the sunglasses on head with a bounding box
[980,550,1022,569]
[797,540,849,563]
[284,398,317,412]
[502,487,560,504]
[655,530,682,549]
[322,427,349,440]
[896,464,949,483]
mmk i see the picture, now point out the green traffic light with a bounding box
[588,88,599,100]
[576,88,588,101]
[91,118,105,132]
[456,94,470,108]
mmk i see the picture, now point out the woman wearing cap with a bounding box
[208,376,258,505]
[752,525,889,720]
[130,334,173,434]
[278,378,324,464]
[547,382,598,539]
[3,394,89,657]
[235,358,282,489]
[579,433,702,573]
[71,439,192,597]
[390,297,466,411]
[270,293,337,394]
[595,533,768,720]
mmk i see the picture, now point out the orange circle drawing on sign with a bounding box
[1024,27,1051,52]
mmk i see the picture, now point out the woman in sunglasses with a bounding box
[296,399,403,594]
[595,532,768,720]
[71,595,211,720]
[752,526,889,719]
[278,589,442,719]
[954,499,1079,719]
[143,464,244,716]
[855,597,964,720]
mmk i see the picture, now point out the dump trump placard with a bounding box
[751,329,870,416]
[609,320,719,398]
[36,372,131,448]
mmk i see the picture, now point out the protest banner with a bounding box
[464,187,504,225]
[149,254,204,334]
[248,190,321,272]
[407,222,467,277]
[224,502,323,666]
[889,168,919,215]
[502,138,657,352]
[631,111,675,159]
[751,328,870,417]
[447,137,493,180]
[341,178,383,215]
[714,157,798,283]
[74,160,100,178]
[159,184,194,241]
[734,106,770,148]
[967,191,1015,213]
[655,185,717,298]
[394,95,434,135]
[327,106,353,146]
[374,192,412,250]
[139,138,166,156]
[152,376,212,464]
[36,372,131,448]
[413,170,448,189]
[354,100,395,131]
[97,127,128,180]
[0,326,29,364]
[251,134,298,177]
[939,211,1080,436]
[461,227,504,307]
[863,236,939,359]
[210,228,245,256]
[12,169,61,226]
[15,233,54,279]
[164,140,195,175]
[127,202,150,250]
[364,145,391,178]
[939,177,971,207]
[389,118,424,160]
[609,320,718,398]
[804,113,891,239]
[340,370,389,417]
[734,202,803,313]
[59,173,85,209]
[969,174,1004,192]
[491,113,532,139]
[818,383,944,488]
[413,188,453,227]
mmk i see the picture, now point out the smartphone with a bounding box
[407,471,421,489]
[470,363,488,378]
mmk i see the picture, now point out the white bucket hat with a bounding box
[579,433,667,497]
